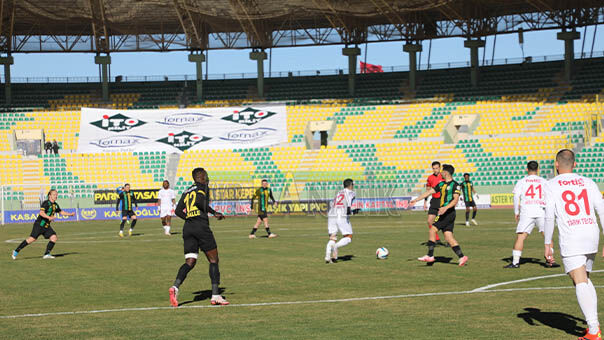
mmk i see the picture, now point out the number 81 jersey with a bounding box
[513,175,547,217]
[545,173,604,256]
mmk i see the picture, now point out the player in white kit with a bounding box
[505,161,557,268]
[544,149,604,340]
[325,179,360,264]
[158,180,176,236]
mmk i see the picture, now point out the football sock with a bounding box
[325,240,336,259]
[335,237,351,249]
[173,263,194,288]
[44,241,55,255]
[209,263,220,295]
[576,282,599,334]
[265,227,271,235]
[587,279,600,334]
[250,228,258,235]
[452,245,464,258]
[130,219,137,229]
[512,250,522,265]
[472,210,477,219]
[120,220,126,231]
[427,241,435,257]
[465,211,470,222]
[15,240,28,252]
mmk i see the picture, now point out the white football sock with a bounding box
[587,279,600,334]
[512,250,522,265]
[576,282,599,334]
[335,237,351,249]
[325,240,336,259]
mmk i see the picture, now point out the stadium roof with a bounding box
[2,0,603,53]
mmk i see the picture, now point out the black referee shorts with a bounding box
[428,197,440,215]
[183,221,217,257]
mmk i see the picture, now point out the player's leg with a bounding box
[471,205,478,225]
[418,225,438,262]
[169,226,198,307]
[165,215,172,235]
[12,235,37,259]
[129,212,137,235]
[427,212,441,242]
[444,231,467,266]
[465,207,471,226]
[325,219,338,263]
[43,232,58,259]
[567,255,599,337]
[263,216,277,238]
[536,217,557,267]
[332,218,353,260]
[119,213,127,237]
[506,232,528,268]
[249,216,262,238]
[203,248,228,305]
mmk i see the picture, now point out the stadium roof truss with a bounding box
[1,0,603,53]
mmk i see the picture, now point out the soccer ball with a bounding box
[376,247,389,259]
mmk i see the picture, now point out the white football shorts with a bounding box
[515,216,544,234]
[562,253,595,274]
[328,216,353,235]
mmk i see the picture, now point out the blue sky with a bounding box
[9,26,603,79]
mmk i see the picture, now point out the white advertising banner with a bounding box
[77,104,287,153]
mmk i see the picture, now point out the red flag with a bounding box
[360,61,383,73]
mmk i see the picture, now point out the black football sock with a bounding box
[250,228,257,235]
[265,228,271,235]
[465,211,470,222]
[209,263,220,295]
[15,240,29,252]
[130,219,137,229]
[120,220,126,231]
[173,263,194,288]
[427,241,436,257]
[452,245,464,258]
[472,210,477,219]
[45,241,55,255]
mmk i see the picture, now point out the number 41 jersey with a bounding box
[512,175,547,217]
[545,173,604,257]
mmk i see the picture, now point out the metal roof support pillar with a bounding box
[0,56,13,105]
[464,39,485,87]
[557,30,580,81]
[94,54,111,101]
[188,52,205,102]
[403,43,422,91]
[250,49,267,98]
[342,47,361,96]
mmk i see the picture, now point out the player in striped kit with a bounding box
[544,149,604,340]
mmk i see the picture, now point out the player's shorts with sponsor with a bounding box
[562,253,596,274]
[464,199,476,208]
[328,216,353,235]
[183,222,217,258]
[257,211,268,219]
[160,205,174,218]
[433,209,455,232]
[30,222,56,239]
[428,197,440,215]
[515,216,544,234]
[121,210,136,218]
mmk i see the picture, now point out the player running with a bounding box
[116,183,138,237]
[325,179,360,264]
[505,161,557,268]
[11,189,75,260]
[249,179,278,239]
[544,149,604,340]
[410,164,468,266]
[424,161,444,245]
[460,173,479,226]
[169,168,228,307]
[158,180,176,236]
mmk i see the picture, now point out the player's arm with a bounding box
[588,183,604,257]
[543,183,555,259]
[55,204,74,217]
[116,193,122,211]
[410,187,437,205]
[512,184,521,221]
[269,189,276,205]
[174,194,187,220]
[39,202,55,221]
[195,190,224,220]
[133,192,138,208]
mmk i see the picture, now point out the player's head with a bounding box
[162,180,170,189]
[261,179,269,188]
[431,161,441,175]
[527,161,539,174]
[124,183,130,192]
[555,149,576,174]
[441,164,455,179]
[47,189,58,202]
[343,178,354,189]
[463,173,470,181]
[192,167,209,184]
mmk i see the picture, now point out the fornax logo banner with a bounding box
[78,105,287,153]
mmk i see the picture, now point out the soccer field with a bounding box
[1,209,603,339]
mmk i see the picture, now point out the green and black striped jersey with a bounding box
[35,200,62,227]
[460,180,474,202]
[434,180,461,210]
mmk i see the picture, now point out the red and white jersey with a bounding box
[158,188,176,208]
[328,188,356,218]
[544,173,604,257]
[512,175,547,217]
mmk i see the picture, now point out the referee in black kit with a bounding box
[168,168,229,307]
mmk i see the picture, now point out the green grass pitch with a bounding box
[1,209,603,339]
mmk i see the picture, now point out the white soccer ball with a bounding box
[376,247,389,259]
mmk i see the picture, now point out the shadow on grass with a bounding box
[420,241,450,248]
[335,255,354,262]
[501,257,561,268]
[179,287,227,306]
[16,252,81,260]
[130,233,144,237]
[52,252,80,258]
[517,307,585,336]
[169,232,182,236]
